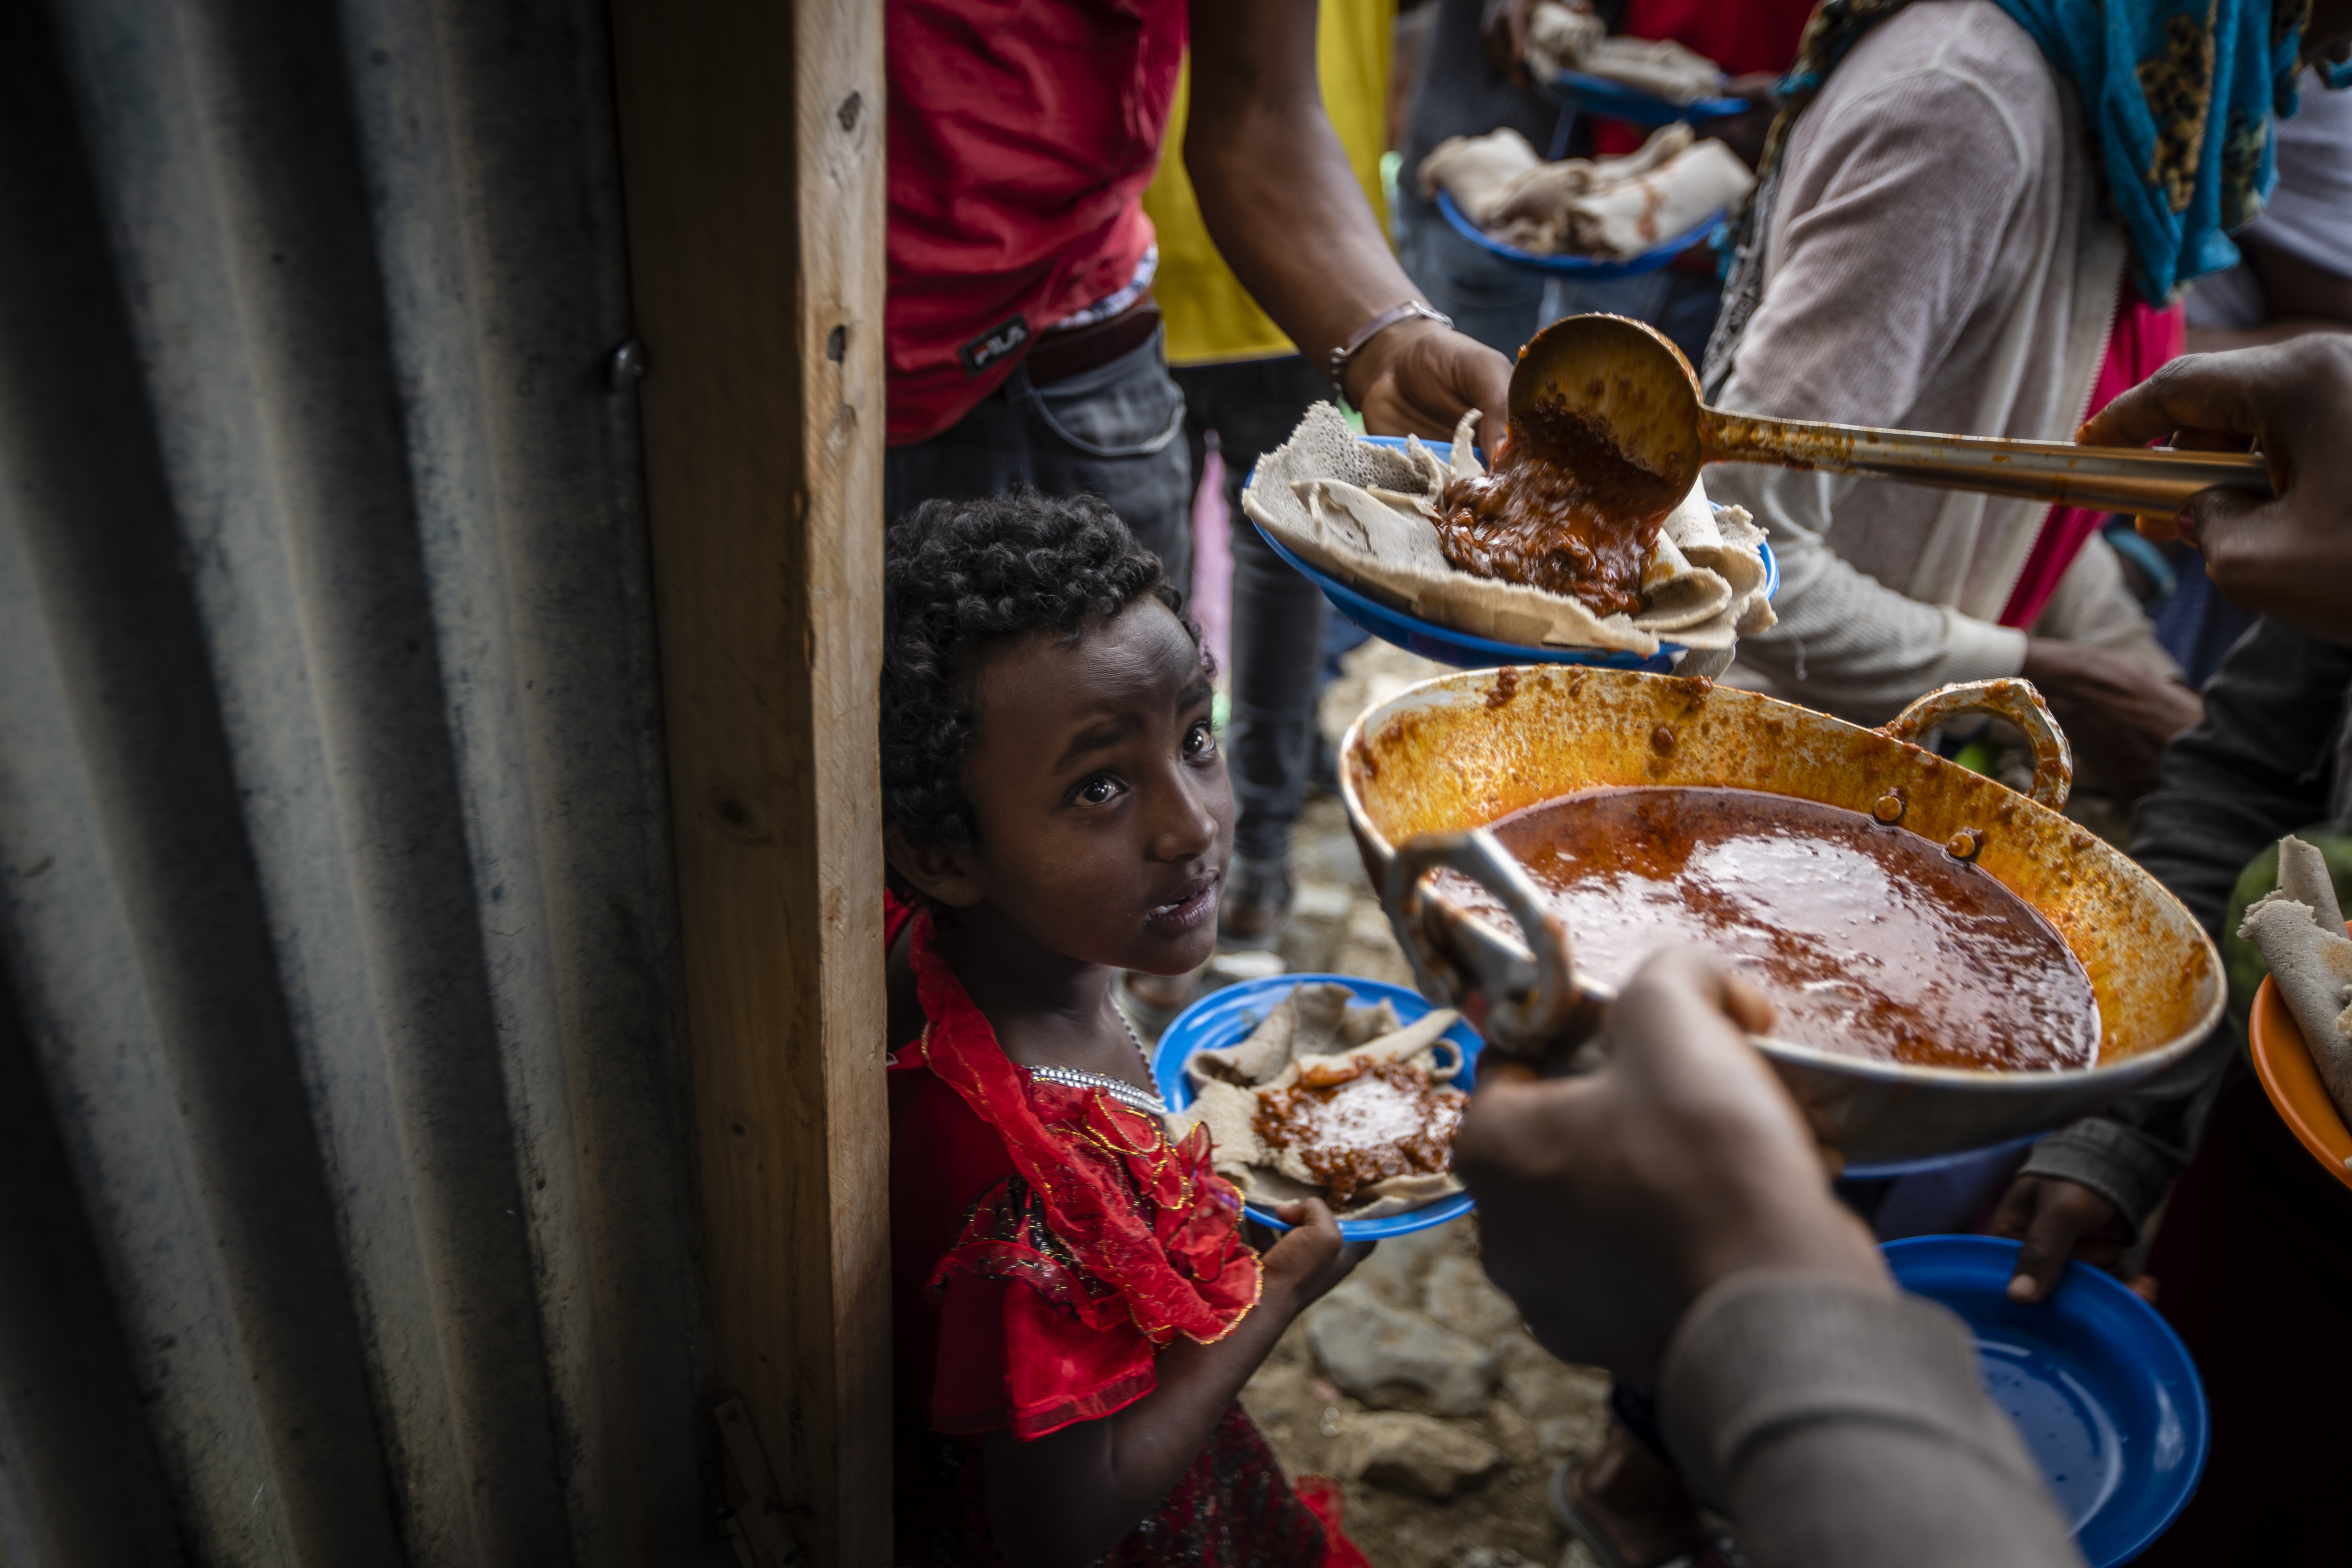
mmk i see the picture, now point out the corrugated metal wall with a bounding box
[0,0,715,1563]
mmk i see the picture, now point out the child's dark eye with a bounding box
[1183,721,1217,760]
[1075,774,1125,806]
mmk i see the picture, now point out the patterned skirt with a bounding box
[894,1400,1365,1567]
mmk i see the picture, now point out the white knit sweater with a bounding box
[1708,1,2174,723]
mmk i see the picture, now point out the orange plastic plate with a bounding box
[2248,946,2352,1195]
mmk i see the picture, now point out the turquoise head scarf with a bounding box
[1738,1,2334,301]
[1992,0,2322,302]
[1705,1,2339,390]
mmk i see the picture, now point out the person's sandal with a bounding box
[1550,1458,1740,1568]
[1217,854,1293,948]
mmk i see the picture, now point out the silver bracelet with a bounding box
[1327,300,1454,400]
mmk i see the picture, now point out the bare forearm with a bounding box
[1099,1304,1294,1503]
[985,1290,1298,1567]
[1183,0,1424,370]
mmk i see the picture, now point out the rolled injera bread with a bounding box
[2240,885,2352,1126]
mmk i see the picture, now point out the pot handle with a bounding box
[1383,828,1591,1062]
[1880,678,2074,811]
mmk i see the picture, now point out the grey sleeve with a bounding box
[2029,532,2182,681]
[1660,1271,2084,1568]
[1698,58,2041,723]
[1710,464,2030,723]
[2016,618,2352,1228]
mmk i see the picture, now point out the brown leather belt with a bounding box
[1023,293,1161,386]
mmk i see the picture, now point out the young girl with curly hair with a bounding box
[880,490,1371,1567]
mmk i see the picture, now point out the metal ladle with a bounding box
[1510,314,2273,519]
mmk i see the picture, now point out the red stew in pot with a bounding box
[1448,786,2099,1071]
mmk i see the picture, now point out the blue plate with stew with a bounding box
[1153,973,1485,1241]
[1253,436,1777,672]
[1883,1236,2207,1566]
[1434,189,1727,278]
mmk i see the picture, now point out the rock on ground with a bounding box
[1339,1411,1505,1502]
[1454,1551,1543,1568]
[1242,1212,1614,1567]
[1308,1286,1498,1417]
[1422,1254,1525,1344]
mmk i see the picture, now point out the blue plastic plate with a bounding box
[1255,436,1778,671]
[1435,189,1726,277]
[1884,1236,2208,1566]
[1542,68,1749,126]
[1153,973,1485,1240]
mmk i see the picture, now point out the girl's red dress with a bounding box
[888,899,1366,1566]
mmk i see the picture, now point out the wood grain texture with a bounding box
[607,0,888,1562]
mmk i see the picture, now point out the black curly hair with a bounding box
[881,489,1207,872]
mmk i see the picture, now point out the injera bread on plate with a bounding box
[2240,835,2352,1126]
[1421,123,1754,259]
[1166,983,1467,1220]
[1185,982,1400,1088]
[1241,402,1774,664]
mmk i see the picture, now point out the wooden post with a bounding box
[606,2,888,1563]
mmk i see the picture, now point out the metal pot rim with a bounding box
[1340,665,2226,1089]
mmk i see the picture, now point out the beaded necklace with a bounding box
[1020,1006,1168,1117]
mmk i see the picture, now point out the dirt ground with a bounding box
[1237,1218,1610,1568]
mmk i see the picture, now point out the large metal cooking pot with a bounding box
[1340,665,2225,1171]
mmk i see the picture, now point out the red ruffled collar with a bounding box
[904,906,1261,1345]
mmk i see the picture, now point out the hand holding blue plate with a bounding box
[1885,1236,2207,1566]
[1153,973,1486,1240]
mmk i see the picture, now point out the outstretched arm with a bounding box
[1184,0,1510,443]
[1457,951,1887,1384]
[1460,951,2084,1568]
[982,1200,1365,1568]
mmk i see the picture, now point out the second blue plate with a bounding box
[1152,973,1485,1240]
[1435,189,1726,278]
[1885,1236,2208,1566]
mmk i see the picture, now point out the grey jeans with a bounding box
[884,324,1194,596]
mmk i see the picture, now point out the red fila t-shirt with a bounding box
[886,0,1186,444]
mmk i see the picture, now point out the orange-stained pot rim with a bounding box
[1339,664,2225,1092]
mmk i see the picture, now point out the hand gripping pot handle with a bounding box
[1383,828,1594,1062]
[1880,678,2074,811]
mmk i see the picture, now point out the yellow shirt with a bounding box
[1144,0,1396,368]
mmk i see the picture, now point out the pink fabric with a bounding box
[1997,290,2185,629]
[1189,441,1232,675]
